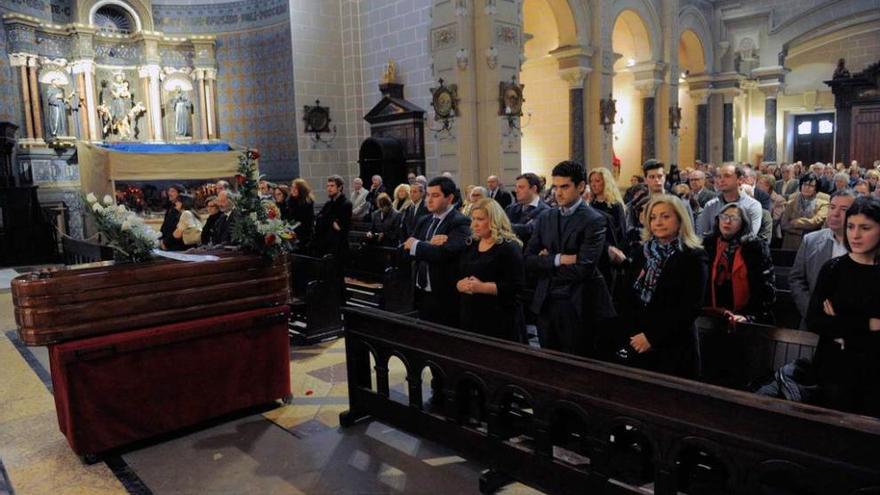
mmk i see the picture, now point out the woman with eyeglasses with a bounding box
[780,173,829,250]
[200,196,222,245]
[703,203,776,324]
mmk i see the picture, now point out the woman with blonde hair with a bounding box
[289,178,315,250]
[392,183,413,212]
[618,194,707,378]
[455,198,525,341]
[462,186,487,216]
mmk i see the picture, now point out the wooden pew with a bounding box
[344,242,413,314]
[287,253,343,345]
[340,307,880,495]
[770,249,797,268]
[697,313,818,390]
[773,289,802,329]
[61,237,115,265]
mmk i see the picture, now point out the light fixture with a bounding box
[627,58,636,67]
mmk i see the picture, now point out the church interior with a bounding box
[1,0,879,493]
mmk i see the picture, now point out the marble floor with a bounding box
[0,285,542,495]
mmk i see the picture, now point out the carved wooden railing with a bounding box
[340,307,880,495]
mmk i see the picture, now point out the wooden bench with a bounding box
[771,249,797,268]
[344,243,413,314]
[61,237,114,265]
[340,307,880,495]
[697,313,818,390]
[287,253,343,345]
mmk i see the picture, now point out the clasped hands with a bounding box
[823,299,880,331]
[403,234,448,251]
[456,276,484,295]
[538,248,576,265]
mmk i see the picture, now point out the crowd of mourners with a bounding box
[157,157,880,418]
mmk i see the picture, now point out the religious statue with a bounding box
[600,93,617,132]
[833,58,850,79]
[381,59,398,84]
[45,79,74,139]
[169,88,193,138]
[96,72,146,141]
[669,105,682,135]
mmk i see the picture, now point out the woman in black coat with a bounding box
[620,195,708,379]
[702,203,776,324]
[288,178,315,251]
[456,198,525,342]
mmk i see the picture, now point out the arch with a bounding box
[386,353,410,405]
[492,385,536,447]
[609,0,661,63]
[80,0,154,32]
[454,372,489,431]
[773,2,880,65]
[678,5,714,74]
[162,73,194,93]
[605,417,660,486]
[747,459,820,495]
[545,400,592,468]
[669,436,736,494]
[419,361,447,414]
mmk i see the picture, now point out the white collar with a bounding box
[527,196,540,208]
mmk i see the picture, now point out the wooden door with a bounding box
[851,105,880,167]
[793,113,835,165]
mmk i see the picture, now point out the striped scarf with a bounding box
[634,238,679,304]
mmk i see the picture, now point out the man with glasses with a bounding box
[696,163,763,237]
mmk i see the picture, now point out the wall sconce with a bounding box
[669,105,682,136]
[599,93,616,133]
[485,46,498,69]
[303,99,337,147]
[428,78,459,139]
[456,48,469,71]
[499,75,530,137]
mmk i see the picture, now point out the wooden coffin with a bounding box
[12,252,290,346]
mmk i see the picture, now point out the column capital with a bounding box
[26,55,40,68]
[688,89,711,105]
[8,53,32,67]
[203,68,217,81]
[558,67,591,88]
[70,59,96,74]
[630,61,665,97]
[138,64,161,79]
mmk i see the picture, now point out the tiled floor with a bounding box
[0,292,542,494]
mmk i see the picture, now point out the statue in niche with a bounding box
[381,59,398,84]
[45,78,74,138]
[96,72,146,141]
[169,88,193,138]
[833,58,850,79]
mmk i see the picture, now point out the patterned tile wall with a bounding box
[0,10,20,125]
[215,23,299,180]
[153,0,289,34]
[0,0,72,23]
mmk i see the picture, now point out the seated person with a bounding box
[172,194,202,249]
[703,203,776,324]
[200,196,221,245]
[367,193,400,247]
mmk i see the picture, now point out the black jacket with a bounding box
[160,207,184,250]
[211,210,237,245]
[524,202,614,321]
[312,194,352,258]
[489,187,513,209]
[399,200,429,239]
[408,208,471,304]
[288,198,315,248]
[201,212,221,245]
[369,208,401,247]
[505,200,550,244]
[703,233,776,324]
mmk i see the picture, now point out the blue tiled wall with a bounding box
[0,12,20,126]
[153,0,288,35]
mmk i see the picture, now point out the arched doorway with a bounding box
[677,29,707,170]
[520,0,573,179]
[612,9,654,183]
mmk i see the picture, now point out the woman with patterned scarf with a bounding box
[619,195,708,379]
[780,173,829,250]
[703,203,776,324]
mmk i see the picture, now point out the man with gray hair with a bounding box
[486,175,513,209]
[688,170,717,208]
[350,177,370,221]
[399,179,429,238]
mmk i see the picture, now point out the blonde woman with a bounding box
[455,198,525,341]
[392,183,413,212]
[589,167,628,248]
[620,194,707,379]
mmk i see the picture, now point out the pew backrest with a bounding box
[61,237,114,266]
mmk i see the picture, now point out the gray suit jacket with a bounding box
[789,228,835,329]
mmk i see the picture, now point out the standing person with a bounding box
[620,195,707,379]
[505,172,549,245]
[641,159,694,220]
[589,167,628,249]
[160,184,185,251]
[312,175,352,263]
[790,190,856,329]
[399,180,429,239]
[806,197,880,417]
[524,161,614,356]
[486,175,514,209]
[695,163,763,237]
[689,170,717,208]
[392,183,413,212]
[457,198,525,341]
[403,176,471,327]
[289,178,315,250]
[703,203,776,324]
[780,173,830,250]
[364,175,386,215]
[273,184,293,221]
[367,193,400,247]
[350,178,370,221]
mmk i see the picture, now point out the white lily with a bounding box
[86,193,98,204]
[121,220,131,231]
[103,194,114,206]
[91,202,103,212]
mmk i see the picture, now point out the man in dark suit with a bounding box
[364,174,386,215]
[688,170,717,208]
[312,175,353,264]
[210,189,238,245]
[160,184,185,250]
[525,161,614,356]
[399,180,429,239]
[487,175,513,209]
[403,176,471,327]
[505,172,549,245]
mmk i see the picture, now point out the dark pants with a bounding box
[415,289,458,328]
[536,297,587,356]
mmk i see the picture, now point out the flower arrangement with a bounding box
[230,149,296,258]
[84,193,161,263]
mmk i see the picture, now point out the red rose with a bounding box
[264,233,276,245]
[235,174,246,185]
[249,149,260,160]
[267,208,277,219]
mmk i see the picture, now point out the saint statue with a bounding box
[169,88,193,138]
[46,79,73,138]
[110,72,131,123]
[96,72,145,141]
[833,58,850,79]
[381,59,398,84]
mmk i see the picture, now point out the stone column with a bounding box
[753,66,787,164]
[696,102,709,163]
[76,73,89,140]
[204,68,217,139]
[27,57,43,141]
[631,63,664,164]
[72,60,99,141]
[10,55,34,140]
[195,69,209,142]
[138,65,163,142]
[558,65,591,166]
[722,95,734,163]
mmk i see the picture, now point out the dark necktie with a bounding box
[416,217,441,289]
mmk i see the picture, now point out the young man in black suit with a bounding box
[312,175,353,264]
[403,176,471,327]
[505,172,549,245]
[525,161,614,356]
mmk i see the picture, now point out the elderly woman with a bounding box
[619,195,708,379]
[462,186,487,216]
[780,173,830,250]
[703,203,776,324]
[367,192,400,247]
[392,183,413,212]
[456,198,525,341]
